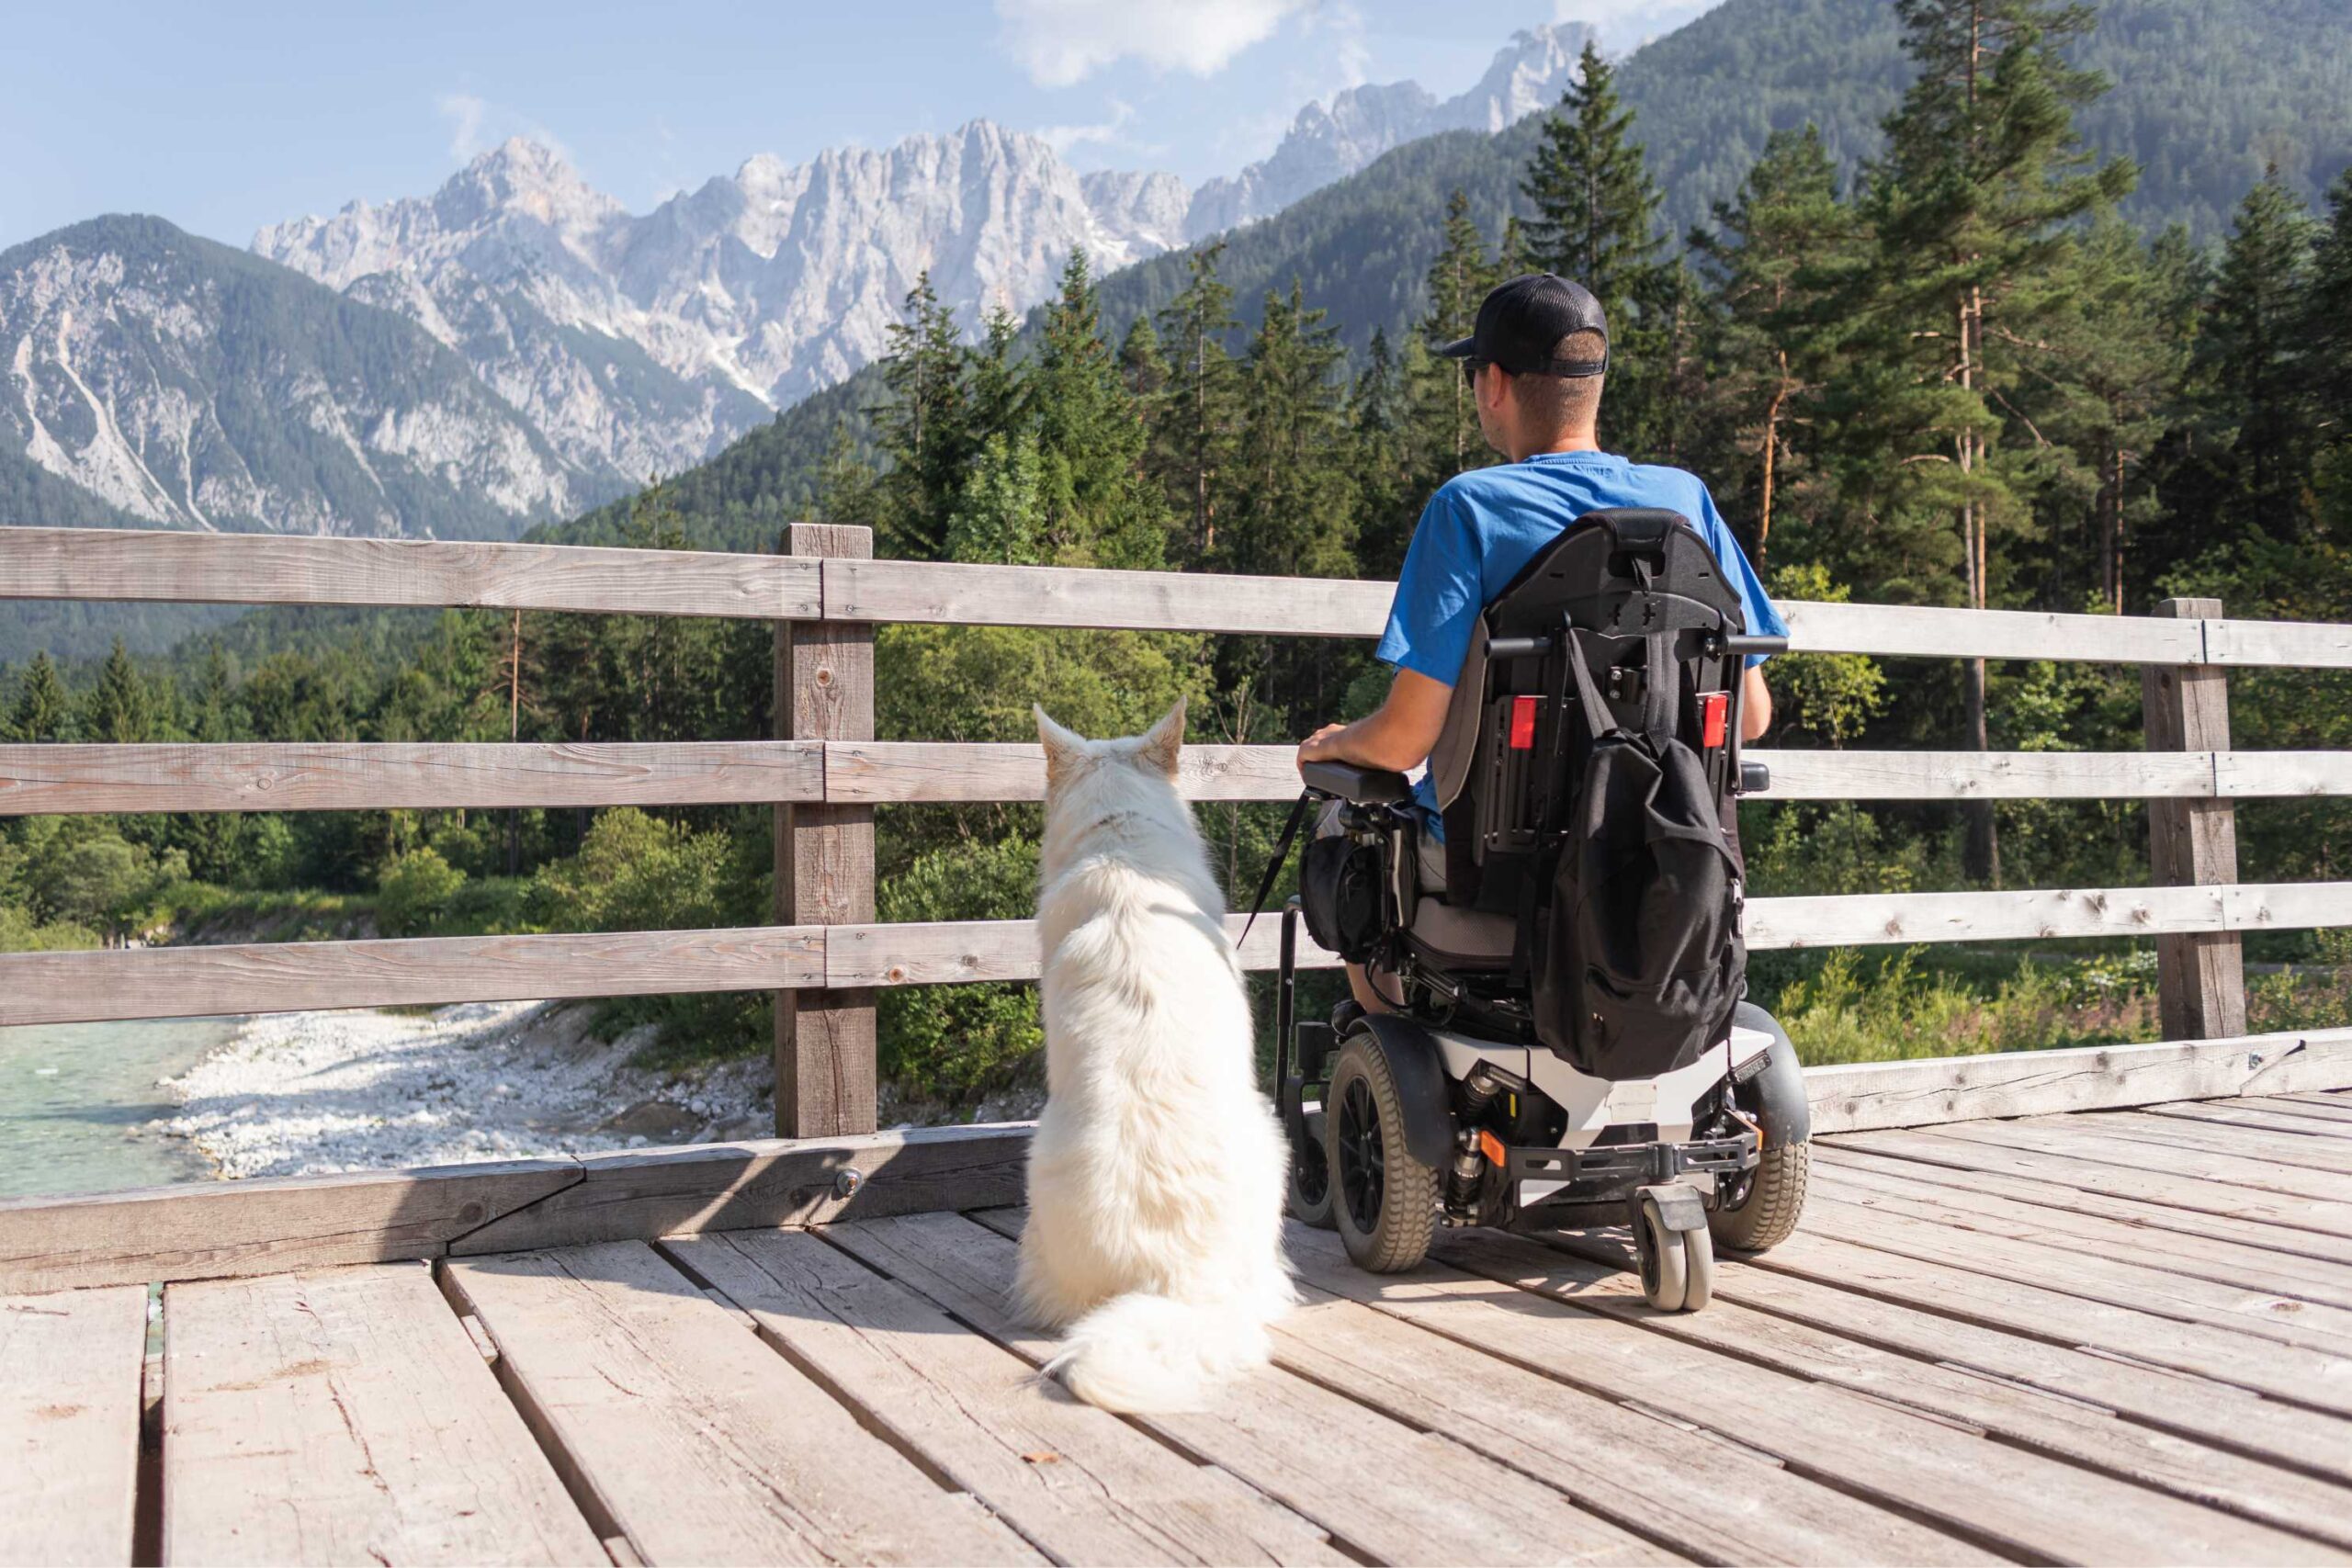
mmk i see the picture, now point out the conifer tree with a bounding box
[876,270,971,558]
[9,656,69,741]
[85,637,151,744]
[1350,329,1416,580]
[1117,315,1170,403]
[1028,250,1164,568]
[1855,0,2135,885]
[2308,169,2352,456]
[1521,41,1664,321]
[1413,190,1501,479]
[2203,170,2321,545]
[1689,124,1867,568]
[1152,242,1244,561]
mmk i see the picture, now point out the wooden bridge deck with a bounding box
[11,1090,2352,1567]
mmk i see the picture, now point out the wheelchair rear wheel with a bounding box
[1708,1140,1810,1254]
[1327,1032,1438,1272]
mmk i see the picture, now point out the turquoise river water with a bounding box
[0,1016,244,1199]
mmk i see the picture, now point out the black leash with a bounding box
[1238,791,1314,948]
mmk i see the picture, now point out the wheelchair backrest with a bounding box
[1427,507,1751,913]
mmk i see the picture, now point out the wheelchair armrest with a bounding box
[1302,760,1414,805]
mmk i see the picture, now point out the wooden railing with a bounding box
[6,524,2352,1141]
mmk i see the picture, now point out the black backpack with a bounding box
[1436,509,1752,1078]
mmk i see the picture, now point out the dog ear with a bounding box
[1036,705,1085,786]
[1136,697,1186,778]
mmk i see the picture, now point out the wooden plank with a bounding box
[2143,1100,2352,1138]
[1498,1227,2352,1552]
[2145,597,2248,1039]
[0,925,825,1025]
[2229,878,2352,932]
[0,1159,578,1294]
[1,1283,145,1566]
[2218,750,2352,796]
[1527,1223,2352,1502]
[956,1208,1986,1566]
[777,523,877,1139]
[2206,615,2352,669]
[447,1124,1030,1254]
[1738,1229,2352,1420]
[1750,748,2217,799]
[821,742,2232,804]
[1798,1190,2352,1355]
[163,1263,600,1565]
[2238,1093,2352,1124]
[1828,1126,2352,1239]
[1815,1142,2352,1269]
[823,1212,1682,1567]
[2033,1108,2352,1176]
[1283,1223,2333,1564]
[443,1243,1038,1566]
[1747,882,2228,948]
[826,557,1396,637]
[825,913,1339,987]
[1780,596,2211,663]
[823,741,1306,803]
[1927,1118,2352,1206]
[1814,1156,2352,1312]
[0,741,822,815]
[667,1230,1343,1566]
[0,526,821,618]
[1804,1030,2352,1134]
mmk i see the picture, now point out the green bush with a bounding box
[878,836,1046,1103]
[375,846,467,937]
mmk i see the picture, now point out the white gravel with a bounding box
[159,999,775,1179]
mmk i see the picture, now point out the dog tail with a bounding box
[1046,1289,1286,1414]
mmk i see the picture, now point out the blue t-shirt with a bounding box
[1374,450,1786,838]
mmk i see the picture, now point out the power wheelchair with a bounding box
[1273,508,1812,1311]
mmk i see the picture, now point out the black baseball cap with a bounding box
[1438,272,1610,378]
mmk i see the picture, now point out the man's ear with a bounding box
[1036,705,1086,787]
[1137,697,1186,778]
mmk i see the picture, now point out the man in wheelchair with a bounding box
[1274,273,1812,1308]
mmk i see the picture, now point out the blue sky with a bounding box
[0,0,1715,253]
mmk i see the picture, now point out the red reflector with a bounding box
[1509,695,1539,750]
[1701,692,1729,748]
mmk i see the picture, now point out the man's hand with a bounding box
[1294,668,1454,778]
[1296,723,1349,771]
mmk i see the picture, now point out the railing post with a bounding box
[2141,596,2246,1039]
[775,524,876,1137]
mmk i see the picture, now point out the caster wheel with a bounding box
[1327,1032,1438,1272]
[1634,1194,1713,1312]
[1285,1110,1336,1229]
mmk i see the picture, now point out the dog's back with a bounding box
[1019,701,1295,1413]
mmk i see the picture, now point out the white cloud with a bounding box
[995,0,1312,87]
[437,94,489,160]
[1310,0,1371,91]
[435,93,572,168]
[1038,96,1138,155]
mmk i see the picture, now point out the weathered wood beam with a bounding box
[0,525,821,618]
[2143,597,2247,1040]
[0,740,823,815]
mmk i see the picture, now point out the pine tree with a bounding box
[1028,250,1165,569]
[2309,169,2352,456]
[10,653,72,747]
[1413,190,1501,479]
[2203,169,2321,546]
[1350,329,1417,580]
[1689,125,1868,569]
[85,637,152,744]
[1117,315,1170,403]
[1152,242,1244,561]
[1521,41,1665,321]
[876,270,972,558]
[1855,0,2136,885]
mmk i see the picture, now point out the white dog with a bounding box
[1017,698,1295,1413]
